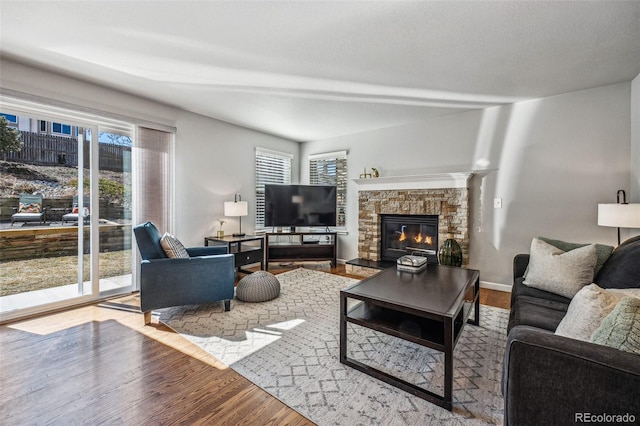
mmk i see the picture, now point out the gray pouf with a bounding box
[236,271,281,302]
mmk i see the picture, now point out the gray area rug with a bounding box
[160,268,508,425]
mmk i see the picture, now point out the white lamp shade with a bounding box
[224,201,248,217]
[598,203,640,228]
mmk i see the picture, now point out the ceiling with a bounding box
[1,1,639,142]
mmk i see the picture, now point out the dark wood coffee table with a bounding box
[339,264,480,411]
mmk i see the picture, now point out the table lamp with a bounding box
[224,194,248,237]
[597,189,640,245]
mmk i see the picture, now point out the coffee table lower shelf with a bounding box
[339,267,480,411]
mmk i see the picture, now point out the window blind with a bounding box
[255,148,292,229]
[309,151,347,227]
[135,127,173,233]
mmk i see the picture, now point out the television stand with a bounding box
[265,231,337,271]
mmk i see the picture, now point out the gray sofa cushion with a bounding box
[508,295,568,333]
[511,277,571,305]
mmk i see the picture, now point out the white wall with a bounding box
[173,111,299,244]
[301,83,632,286]
[0,59,300,246]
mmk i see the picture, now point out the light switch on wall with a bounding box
[494,198,503,209]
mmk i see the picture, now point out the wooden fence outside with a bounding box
[5,132,130,172]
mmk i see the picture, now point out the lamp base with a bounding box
[232,233,246,237]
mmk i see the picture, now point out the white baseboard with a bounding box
[480,280,512,293]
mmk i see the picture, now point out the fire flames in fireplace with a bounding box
[398,226,433,245]
[381,215,439,262]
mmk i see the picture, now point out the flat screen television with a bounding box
[265,184,337,227]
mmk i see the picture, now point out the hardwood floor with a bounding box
[0,265,510,425]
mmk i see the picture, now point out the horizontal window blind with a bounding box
[309,151,347,227]
[255,148,292,229]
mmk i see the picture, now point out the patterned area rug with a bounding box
[160,268,508,425]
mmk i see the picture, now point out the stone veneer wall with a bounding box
[358,188,470,266]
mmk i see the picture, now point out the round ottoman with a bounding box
[236,271,281,302]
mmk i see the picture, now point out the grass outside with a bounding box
[0,250,132,297]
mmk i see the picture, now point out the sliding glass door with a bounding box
[97,130,133,296]
[0,109,135,319]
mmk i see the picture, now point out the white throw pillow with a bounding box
[555,284,621,341]
[523,238,597,299]
[160,233,189,258]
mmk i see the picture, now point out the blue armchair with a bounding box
[133,221,235,325]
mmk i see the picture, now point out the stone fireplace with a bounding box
[346,173,472,276]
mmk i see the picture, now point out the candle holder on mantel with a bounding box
[359,167,372,179]
[360,167,380,179]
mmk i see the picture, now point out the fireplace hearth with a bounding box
[380,214,439,263]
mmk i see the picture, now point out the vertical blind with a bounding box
[255,147,292,229]
[135,127,173,233]
[309,151,347,227]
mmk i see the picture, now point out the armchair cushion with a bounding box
[160,233,189,258]
[18,201,42,213]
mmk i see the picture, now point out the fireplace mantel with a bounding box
[353,172,473,191]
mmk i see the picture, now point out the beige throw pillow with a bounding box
[608,288,640,299]
[160,233,189,258]
[523,238,597,299]
[555,284,621,341]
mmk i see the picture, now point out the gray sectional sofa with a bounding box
[502,236,640,426]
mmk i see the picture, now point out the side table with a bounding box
[204,234,264,274]
[48,207,70,224]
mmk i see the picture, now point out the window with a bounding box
[39,120,47,133]
[309,151,347,227]
[255,148,292,229]
[1,113,18,127]
[52,122,72,135]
